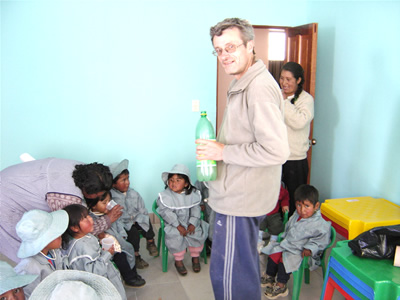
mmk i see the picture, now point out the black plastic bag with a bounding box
[348,224,400,259]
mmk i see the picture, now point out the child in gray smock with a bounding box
[109,159,158,269]
[261,184,331,299]
[86,191,146,288]
[61,204,127,300]
[157,164,209,276]
[14,209,69,298]
[0,261,37,299]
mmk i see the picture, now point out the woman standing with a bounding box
[280,62,314,216]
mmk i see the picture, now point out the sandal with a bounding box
[174,261,187,276]
[192,257,201,273]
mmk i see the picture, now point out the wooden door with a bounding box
[216,23,318,183]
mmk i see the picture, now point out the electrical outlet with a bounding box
[192,99,200,112]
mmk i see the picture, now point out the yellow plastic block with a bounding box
[321,197,400,239]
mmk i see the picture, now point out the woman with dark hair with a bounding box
[0,158,122,263]
[280,62,314,216]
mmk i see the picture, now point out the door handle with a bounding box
[310,139,317,146]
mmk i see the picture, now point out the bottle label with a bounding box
[196,160,217,167]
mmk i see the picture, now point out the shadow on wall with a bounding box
[311,26,339,202]
[349,50,400,204]
[379,99,400,204]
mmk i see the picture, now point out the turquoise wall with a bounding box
[1,0,399,208]
[307,1,400,204]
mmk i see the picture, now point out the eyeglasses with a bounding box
[212,43,244,56]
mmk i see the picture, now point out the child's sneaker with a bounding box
[264,283,289,299]
[135,255,149,269]
[146,241,159,256]
[260,273,275,288]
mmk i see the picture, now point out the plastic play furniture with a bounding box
[152,199,207,272]
[320,197,400,239]
[321,240,400,300]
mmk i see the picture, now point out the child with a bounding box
[157,164,209,276]
[259,183,289,245]
[61,204,128,300]
[0,261,37,300]
[109,159,158,269]
[84,190,146,288]
[13,209,69,298]
[261,184,331,299]
[30,269,123,300]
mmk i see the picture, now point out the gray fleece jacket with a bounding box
[208,59,290,217]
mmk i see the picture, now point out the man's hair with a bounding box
[294,184,319,206]
[210,18,255,44]
[72,163,113,195]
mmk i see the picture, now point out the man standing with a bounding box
[196,18,290,300]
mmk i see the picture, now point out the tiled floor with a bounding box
[1,225,346,300]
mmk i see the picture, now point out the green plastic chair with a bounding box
[152,199,208,272]
[277,226,336,300]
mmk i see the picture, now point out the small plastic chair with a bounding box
[152,199,208,272]
[278,226,336,300]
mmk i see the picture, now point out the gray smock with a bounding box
[157,188,209,254]
[64,233,127,300]
[14,249,67,298]
[111,188,150,232]
[194,181,215,241]
[90,212,135,269]
[262,210,331,273]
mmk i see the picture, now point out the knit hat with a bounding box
[162,164,193,186]
[0,261,37,295]
[16,209,69,258]
[108,159,129,179]
[29,270,122,300]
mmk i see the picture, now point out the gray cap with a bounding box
[108,159,129,179]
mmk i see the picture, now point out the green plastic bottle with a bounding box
[196,111,217,181]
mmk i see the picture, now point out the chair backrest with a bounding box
[152,199,164,227]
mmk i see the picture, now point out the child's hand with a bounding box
[282,206,289,213]
[302,249,312,258]
[177,225,187,236]
[187,224,195,235]
[108,245,115,255]
[107,205,123,223]
[97,232,106,240]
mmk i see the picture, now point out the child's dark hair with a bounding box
[72,163,113,195]
[62,204,89,249]
[85,191,111,211]
[165,173,196,195]
[113,169,129,184]
[294,184,319,206]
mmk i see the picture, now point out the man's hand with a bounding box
[195,139,224,161]
[187,224,195,235]
[106,204,123,223]
[282,206,289,213]
[177,225,187,236]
